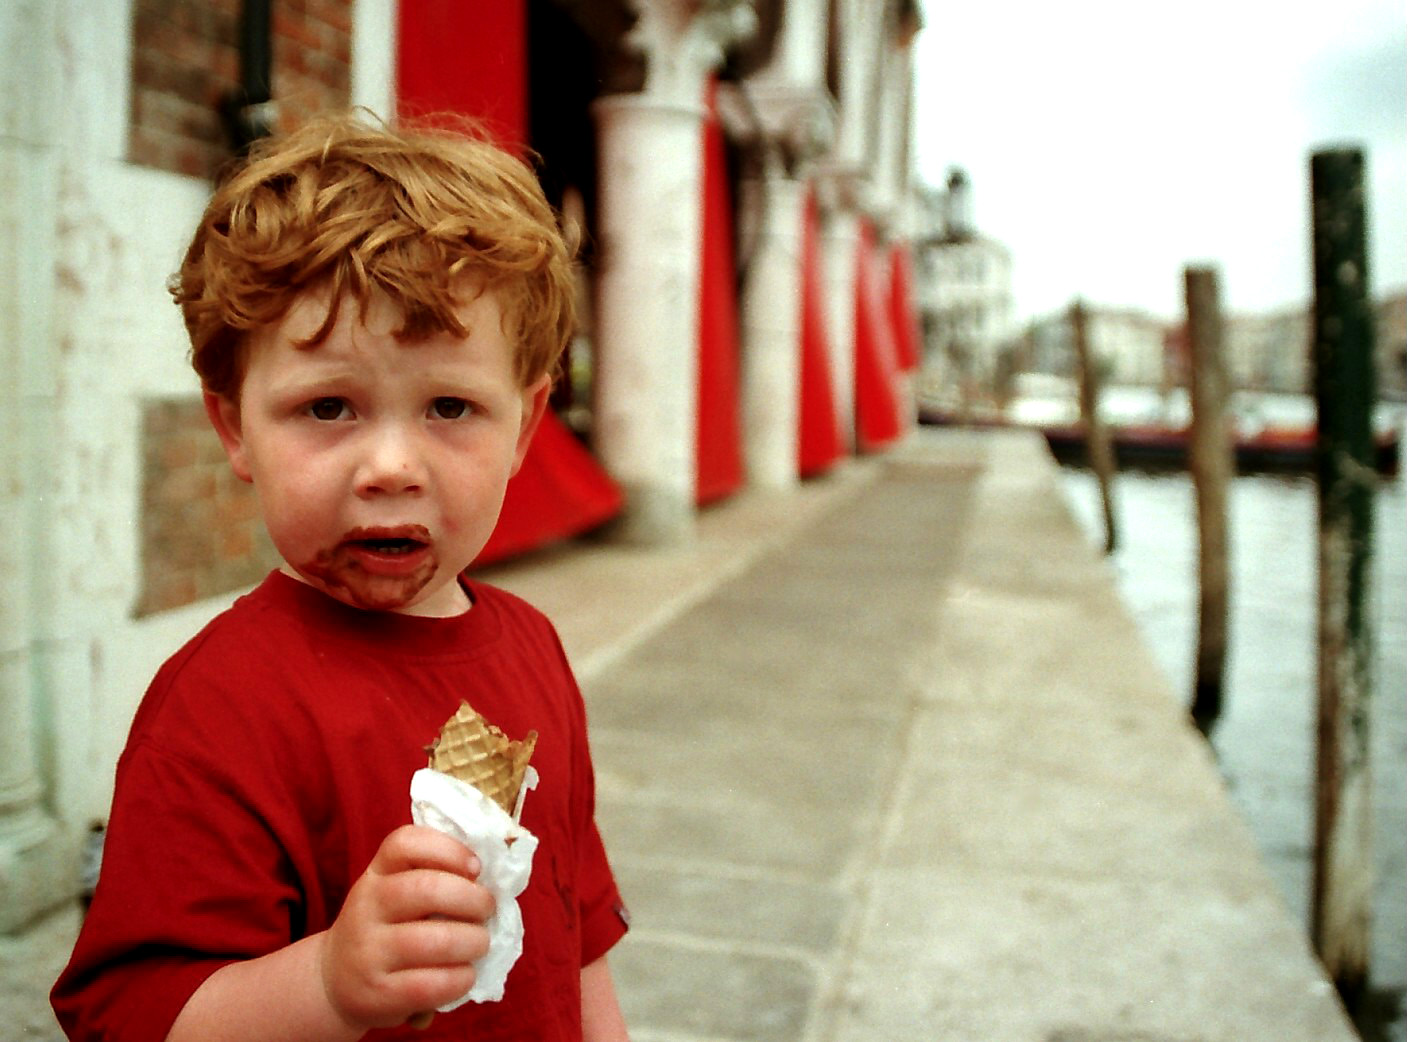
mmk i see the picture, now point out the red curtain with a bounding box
[797,186,845,476]
[695,81,745,505]
[853,219,903,451]
[474,412,621,566]
[396,0,527,147]
[888,243,923,372]
[396,0,623,565]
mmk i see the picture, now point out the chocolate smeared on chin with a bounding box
[299,524,439,611]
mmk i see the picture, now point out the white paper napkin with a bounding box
[409,766,539,1006]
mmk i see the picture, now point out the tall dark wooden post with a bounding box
[1185,266,1232,730]
[1071,299,1118,553]
[1309,147,1376,1009]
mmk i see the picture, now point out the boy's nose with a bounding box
[356,426,426,497]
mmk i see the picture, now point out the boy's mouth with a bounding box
[352,537,425,555]
[342,525,431,547]
[336,525,434,570]
[297,524,439,610]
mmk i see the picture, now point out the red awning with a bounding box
[473,411,622,566]
[398,0,622,563]
[695,80,744,505]
[853,219,903,451]
[888,242,923,372]
[798,186,845,476]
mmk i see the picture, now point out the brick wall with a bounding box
[136,397,279,617]
[128,0,352,179]
[130,1,351,613]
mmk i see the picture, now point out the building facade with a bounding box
[1024,304,1169,390]
[912,169,1017,408]
[1224,305,1311,395]
[1218,289,1402,398]
[1017,288,1405,409]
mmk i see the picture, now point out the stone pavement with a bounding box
[486,427,1358,1042]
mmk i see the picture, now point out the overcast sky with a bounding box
[911,0,1407,323]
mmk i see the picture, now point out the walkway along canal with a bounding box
[1059,459,1406,1041]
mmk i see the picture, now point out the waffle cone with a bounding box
[426,702,537,817]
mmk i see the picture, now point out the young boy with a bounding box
[51,114,631,1042]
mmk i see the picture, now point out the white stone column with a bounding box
[0,0,79,934]
[719,0,835,486]
[817,178,861,451]
[817,0,892,455]
[829,0,886,175]
[592,94,705,543]
[874,33,921,438]
[739,161,806,489]
[757,0,830,85]
[589,0,753,544]
[350,0,398,122]
[870,32,916,236]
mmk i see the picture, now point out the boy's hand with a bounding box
[319,825,495,1031]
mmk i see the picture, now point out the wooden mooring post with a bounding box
[1070,298,1118,553]
[1184,266,1232,730]
[1309,147,1376,1008]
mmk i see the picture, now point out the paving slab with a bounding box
[493,428,1357,1042]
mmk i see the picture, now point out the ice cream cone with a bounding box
[426,702,537,817]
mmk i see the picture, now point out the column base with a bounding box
[0,811,78,934]
[608,484,695,547]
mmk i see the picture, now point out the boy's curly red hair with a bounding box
[172,112,575,397]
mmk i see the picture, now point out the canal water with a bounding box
[1058,451,1406,1040]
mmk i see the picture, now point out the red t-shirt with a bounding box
[52,571,628,1042]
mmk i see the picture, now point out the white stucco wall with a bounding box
[12,1,240,824]
[10,0,398,830]
[51,162,237,825]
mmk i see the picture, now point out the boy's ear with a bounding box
[202,390,253,483]
[511,375,552,477]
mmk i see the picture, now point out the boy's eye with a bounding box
[307,398,349,421]
[431,397,470,419]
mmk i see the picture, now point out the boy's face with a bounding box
[206,286,549,617]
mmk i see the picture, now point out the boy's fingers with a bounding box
[373,825,480,878]
[380,870,497,925]
[385,917,492,972]
[394,965,478,1010]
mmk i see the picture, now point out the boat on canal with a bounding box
[919,382,1404,476]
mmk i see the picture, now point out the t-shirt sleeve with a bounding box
[50,625,322,1042]
[51,738,305,1042]
[544,622,629,968]
[577,815,630,966]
